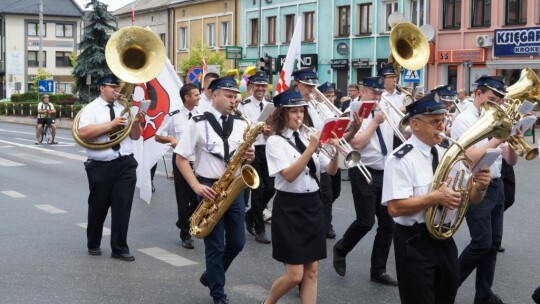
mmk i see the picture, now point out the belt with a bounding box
[198,176,219,184]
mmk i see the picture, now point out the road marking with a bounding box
[77,223,111,236]
[35,204,67,214]
[138,247,198,267]
[0,157,24,166]
[1,190,26,198]
[0,140,86,162]
[16,153,63,164]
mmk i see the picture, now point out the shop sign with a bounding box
[351,58,370,68]
[494,27,540,57]
[276,54,318,71]
[330,59,349,69]
[436,49,485,63]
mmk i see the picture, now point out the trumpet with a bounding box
[298,120,373,184]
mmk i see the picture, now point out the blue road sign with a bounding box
[403,69,421,83]
[38,80,54,93]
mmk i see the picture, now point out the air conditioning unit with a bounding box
[476,35,493,48]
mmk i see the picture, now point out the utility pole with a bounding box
[38,0,43,69]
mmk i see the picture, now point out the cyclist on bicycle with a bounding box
[35,94,58,144]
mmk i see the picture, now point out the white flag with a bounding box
[275,15,303,95]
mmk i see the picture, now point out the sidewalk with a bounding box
[0,115,73,129]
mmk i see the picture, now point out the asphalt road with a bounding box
[0,121,539,304]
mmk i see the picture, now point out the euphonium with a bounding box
[72,26,166,150]
[190,111,264,239]
[426,101,513,240]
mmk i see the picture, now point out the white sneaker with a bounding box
[263,208,272,222]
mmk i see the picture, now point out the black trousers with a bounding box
[394,223,459,304]
[173,153,198,241]
[246,145,275,233]
[85,154,138,254]
[320,172,334,233]
[501,159,516,211]
[335,166,395,276]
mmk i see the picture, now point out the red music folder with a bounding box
[319,117,350,143]
[357,101,376,119]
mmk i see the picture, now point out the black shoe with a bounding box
[51,141,58,144]
[496,246,505,253]
[371,273,398,286]
[88,248,101,256]
[245,215,255,236]
[214,298,229,304]
[199,273,209,287]
[255,231,271,244]
[326,228,336,239]
[182,238,195,249]
[474,294,506,304]
[111,252,135,262]
[332,244,346,277]
[532,287,540,304]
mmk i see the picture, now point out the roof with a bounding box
[0,0,84,17]
[113,0,172,16]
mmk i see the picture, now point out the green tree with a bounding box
[72,0,117,103]
[31,69,53,92]
[178,40,225,76]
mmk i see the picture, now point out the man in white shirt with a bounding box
[155,83,201,249]
[198,72,220,111]
[239,72,275,244]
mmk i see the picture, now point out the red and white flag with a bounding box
[131,3,135,25]
[132,58,183,204]
[275,15,303,96]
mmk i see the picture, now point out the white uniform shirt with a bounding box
[37,102,55,118]
[353,102,394,170]
[156,103,201,140]
[198,93,212,111]
[456,98,473,112]
[308,102,336,130]
[451,103,502,178]
[237,96,271,146]
[78,97,134,161]
[382,134,450,226]
[266,128,330,193]
[381,89,406,127]
[174,105,248,179]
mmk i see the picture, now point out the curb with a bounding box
[0,115,73,129]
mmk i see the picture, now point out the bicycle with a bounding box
[37,113,57,144]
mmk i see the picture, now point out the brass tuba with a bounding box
[388,22,430,82]
[72,26,166,150]
[426,101,513,240]
[190,112,264,239]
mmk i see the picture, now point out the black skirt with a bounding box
[271,190,327,264]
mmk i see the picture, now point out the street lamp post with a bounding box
[463,60,472,94]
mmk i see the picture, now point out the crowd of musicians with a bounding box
[78,63,539,304]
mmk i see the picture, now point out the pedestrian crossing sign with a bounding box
[403,69,421,83]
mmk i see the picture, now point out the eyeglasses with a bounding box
[414,117,447,127]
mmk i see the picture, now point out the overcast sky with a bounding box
[75,0,135,12]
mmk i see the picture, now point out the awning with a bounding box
[486,59,540,69]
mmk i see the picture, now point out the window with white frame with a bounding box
[304,11,314,41]
[179,27,187,50]
[221,21,230,46]
[207,23,215,48]
[383,1,399,31]
[409,0,425,26]
[358,3,372,35]
[55,23,73,37]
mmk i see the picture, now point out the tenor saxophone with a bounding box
[189,111,265,239]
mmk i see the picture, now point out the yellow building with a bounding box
[172,0,240,75]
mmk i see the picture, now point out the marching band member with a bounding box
[155,83,201,249]
[332,76,398,286]
[175,76,255,304]
[430,85,458,144]
[291,68,333,130]
[456,88,473,112]
[78,74,144,262]
[198,72,220,111]
[240,72,275,244]
[382,92,491,304]
[379,65,407,149]
[261,88,339,304]
[451,76,520,304]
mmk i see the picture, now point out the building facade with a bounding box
[0,0,84,100]
[429,0,540,93]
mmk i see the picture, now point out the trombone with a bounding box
[307,88,345,121]
[298,121,373,184]
[376,96,409,143]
